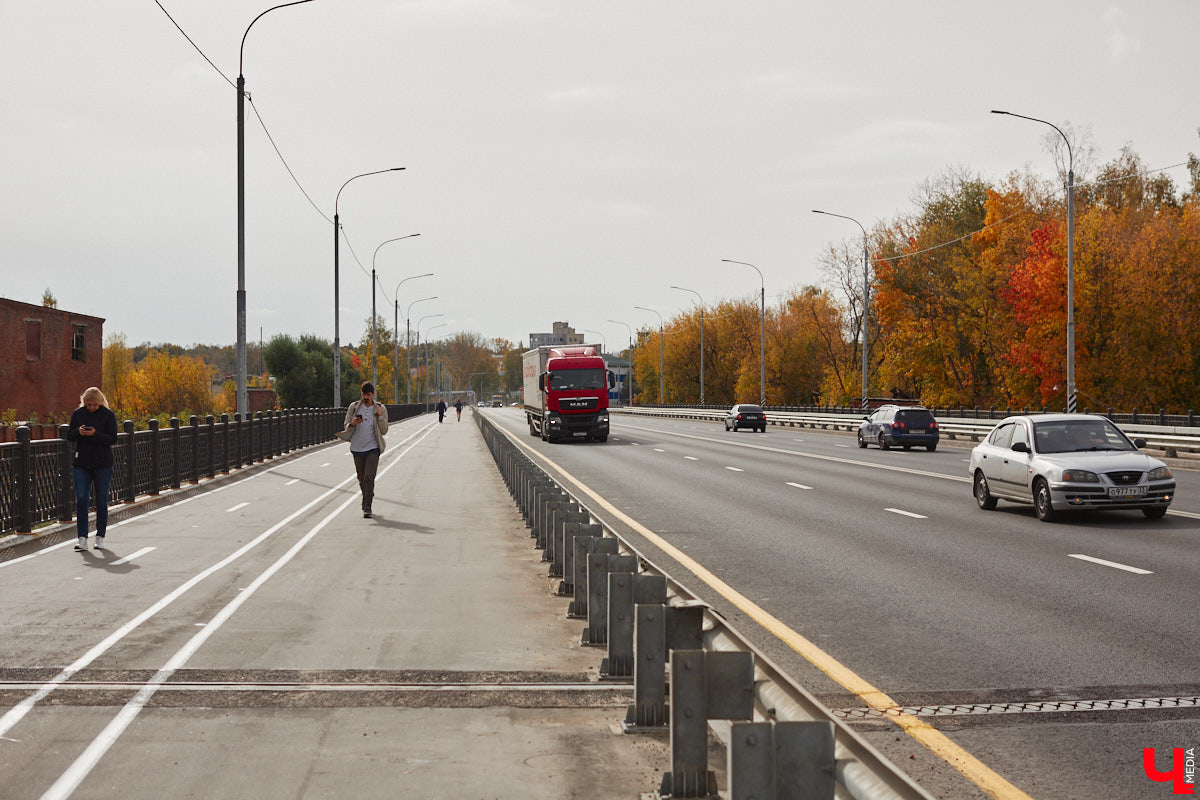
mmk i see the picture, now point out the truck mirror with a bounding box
[539,374,545,392]
[608,371,615,389]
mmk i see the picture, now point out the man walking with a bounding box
[344,381,388,518]
[436,398,447,423]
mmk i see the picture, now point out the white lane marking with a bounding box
[226,502,250,513]
[835,444,850,448]
[109,547,155,566]
[285,479,300,486]
[320,462,331,467]
[725,466,744,472]
[886,508,927,519]
[653,448,665,452]
[786,482,812,490]
[37,423,438,800]
[0,421,439,743]
[0,540,76,569]
[620,422,969,483]
[631,442,640,446]
[1068,554,1153,575]
[684,456,699,461]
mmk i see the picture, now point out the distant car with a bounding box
[858,405,939,451]
[477,401,487,407]
[969,414,1174,521]
[724,404,765,432]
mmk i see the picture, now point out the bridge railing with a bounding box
[0,404,425,537]
[473,408,936,800]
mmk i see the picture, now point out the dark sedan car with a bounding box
[858,405,939,451]
[724,404,766,432]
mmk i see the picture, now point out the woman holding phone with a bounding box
[67,386,118,551]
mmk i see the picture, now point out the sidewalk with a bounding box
[345,409,669,798]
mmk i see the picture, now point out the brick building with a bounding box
[0,297,104,421]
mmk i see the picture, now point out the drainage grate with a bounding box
[833,695,1200,720]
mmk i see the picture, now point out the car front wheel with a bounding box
[1033,478,1057,522]
[857,431,867,448]
[1142,506,1167,519]
[974,471,998,510]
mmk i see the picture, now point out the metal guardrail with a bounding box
[473,409,936,800]
[612,407,1200,459]
[0,404,425,537]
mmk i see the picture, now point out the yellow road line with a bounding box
[504,425,1033,800]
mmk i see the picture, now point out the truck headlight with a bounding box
[597,412,609,424]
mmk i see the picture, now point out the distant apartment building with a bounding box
[0,297,104,420]
[528,321,585,349]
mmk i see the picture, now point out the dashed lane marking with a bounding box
[109,548,155,566]
[886,508,927,519]
[786,482,812,490]
[226,503,250,513]
[1068,553,1153,575]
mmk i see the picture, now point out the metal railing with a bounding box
[0,404,425,537]
[473,408,935,800]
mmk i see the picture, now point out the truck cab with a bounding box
[523,345,614,442]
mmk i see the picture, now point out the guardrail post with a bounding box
[15,426,32,533]
[551,505,588,578]
[148,418,161,495]
[123,420,136,503]
[603,573,666,679]
[542,498,568,563]
[660,650,754,798]
[726,720,835,800]
[58,424,73,521]
[570,532,614,618]
[169,417,181,489]
[582,552,637,646]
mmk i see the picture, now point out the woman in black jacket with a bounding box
[66,387,118,551]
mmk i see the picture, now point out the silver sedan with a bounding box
[969,414,1175,521]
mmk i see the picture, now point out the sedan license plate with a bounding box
[1107,485,1147,497]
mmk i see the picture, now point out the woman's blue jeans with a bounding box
[74,466,113,538]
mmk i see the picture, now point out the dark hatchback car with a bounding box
[858,405,939,451]
[724,404,766,432]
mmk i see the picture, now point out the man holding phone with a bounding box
[342,381,388,518]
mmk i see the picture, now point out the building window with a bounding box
[72,324,87,362]
[25,319,42,361]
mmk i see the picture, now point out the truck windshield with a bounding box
[548,369,606,391]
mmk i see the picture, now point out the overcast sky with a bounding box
[3,1,1196,355]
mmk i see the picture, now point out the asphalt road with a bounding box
[486,407,1200,800]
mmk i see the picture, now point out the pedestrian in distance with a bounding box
[343,381,388,519]
[67,387,118,551]
[436,398,447,423]
[454,399,463,421]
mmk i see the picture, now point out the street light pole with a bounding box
[992,109,1076,413]
[333,167,404,408]
[390,270,432,404]
[813,210,870,410]
[236,0,313,418]
[371,235,422,391]
[634,306,665,404]
[406,298,437,403]
[671,286,706,405]
[425,323,447,408]
[417,314,444,410]
[607,319,634,406]
[722,259,766,406]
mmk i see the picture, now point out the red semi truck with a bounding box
[522,345,613,442]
